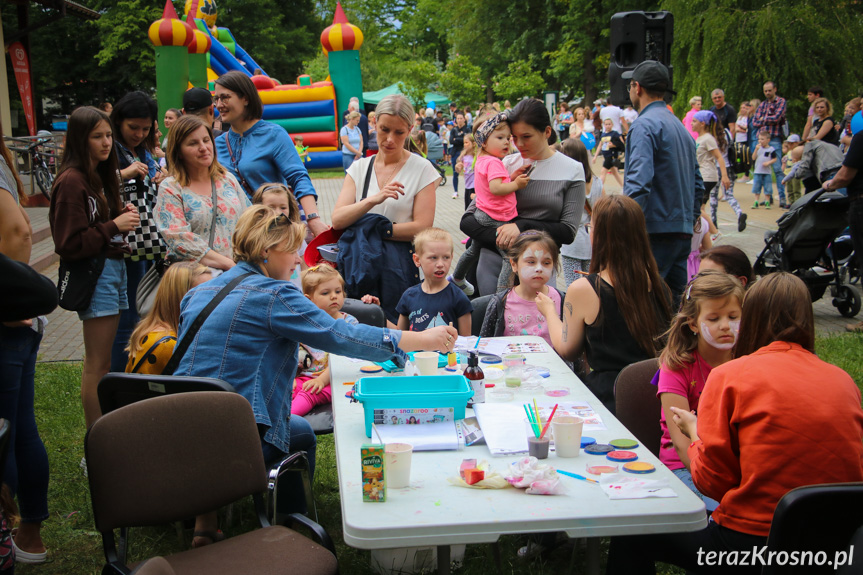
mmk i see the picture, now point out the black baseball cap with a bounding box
[622,61,677,95]
[183,87,213,112]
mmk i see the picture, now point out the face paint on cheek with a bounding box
[700,321,738,350]
[520,264,552,282]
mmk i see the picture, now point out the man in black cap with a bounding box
[621,60,704,300]
[183,87,223,137]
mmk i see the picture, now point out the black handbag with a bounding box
[57,254,107,312]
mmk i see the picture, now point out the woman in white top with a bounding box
[331,94,440,319]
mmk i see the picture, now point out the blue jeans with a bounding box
[672,468,719,512]
[648,234,691,302]
[0,325,49,523]
[751,173,773,200]
[342,153,355,173]
[451,152,460,192]
[110,258,147,372]
[769,137,787,203]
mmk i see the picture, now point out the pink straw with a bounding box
[539,404,558,439]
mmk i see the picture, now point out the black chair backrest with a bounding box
[97,372,235,416]
[341,298,386,328]
[86,392,267,532]
[0,419,9,486]
[613,358,662,457]
[470,294,493,337]
[763,483,863,574]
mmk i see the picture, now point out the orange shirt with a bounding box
[688,341,863,537]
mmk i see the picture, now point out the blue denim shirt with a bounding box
[174,261,404,454]
[623,100,704,235]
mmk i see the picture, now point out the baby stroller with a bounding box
[425,130,448,187]
[754,188,861,318]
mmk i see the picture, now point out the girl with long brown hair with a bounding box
[538,194,671,413]
[50,107,140,426]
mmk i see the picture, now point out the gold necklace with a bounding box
[376,152,408,189]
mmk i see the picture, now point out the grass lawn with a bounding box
[18,333,862,574]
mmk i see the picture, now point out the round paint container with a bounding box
[623,462,656,474]
[606,451,638,462]
[480,355,502,365]
[584,443,614,455]
[360,365,383,373]
[580,437,597,448]
[586,464,619,475]
[545,387,570,397]
[609,438,639,450]
[486,389,514,402]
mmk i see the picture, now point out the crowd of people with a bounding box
[1,58,862,571]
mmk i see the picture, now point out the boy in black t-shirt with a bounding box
[396,228,473,335]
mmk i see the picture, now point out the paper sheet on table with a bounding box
[473,403,530,456]
[473,338,551,356]
[599,474,677,499]
[373,420,464,451]
[536,399,606,431]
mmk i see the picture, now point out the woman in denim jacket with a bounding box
[175,206,456,472]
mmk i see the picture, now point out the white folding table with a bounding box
[330,336,707,574]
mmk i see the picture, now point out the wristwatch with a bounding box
[306,213,320,221]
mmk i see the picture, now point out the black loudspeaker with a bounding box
[608,11,674,107]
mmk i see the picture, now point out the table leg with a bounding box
[437,545,451,575]
[492,541,502,571]
[586,538,600,575]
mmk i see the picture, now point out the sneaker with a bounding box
[752,201,759,209]
[447,275,475,296]
[738,213,748,232]
[779,202,789,209]
[746,179,754,185]
[452,192,459,199]
[711,232,723,243]
[517,542,549,560]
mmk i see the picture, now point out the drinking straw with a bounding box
[557,470,600,484]
[539,404,558,439]
[372,423,384,445]
[533,399,542,433]
[523,404,539,438]
[474,337,481,349]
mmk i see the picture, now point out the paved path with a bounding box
[32,167,855,363]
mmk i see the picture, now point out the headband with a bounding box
[474,112,509,147]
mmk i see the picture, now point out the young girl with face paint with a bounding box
[656,270,744,511]
[479,231,563,346]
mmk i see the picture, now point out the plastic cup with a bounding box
[385,443,413,488]
[551,415,584,458]
[503,354,525,387]
[414,352,439,376]
[527,437,550,459]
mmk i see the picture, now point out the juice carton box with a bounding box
[361,444,386,502]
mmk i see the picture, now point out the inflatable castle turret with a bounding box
[321,2,364,126]
[148,0,195,134]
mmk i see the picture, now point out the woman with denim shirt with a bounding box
[175,206,457,472]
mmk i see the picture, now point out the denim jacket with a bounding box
[623,100,704,235]
[174,261,404,454]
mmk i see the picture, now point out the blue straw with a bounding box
[557,470,600,485]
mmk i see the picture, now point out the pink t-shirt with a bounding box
[657,351,711,470]
[503,288,561,346]
[475,155,518,221]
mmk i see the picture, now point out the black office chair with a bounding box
[98,372,236,415]
[470,294,493,337]
[762,483,863,574]
[304,297,386,436]
[613,358,662,457]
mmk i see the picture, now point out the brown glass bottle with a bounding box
[465,351,485,407]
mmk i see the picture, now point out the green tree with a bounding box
[438,55,485,107]
[492,60,546,102]
[398,60,439,107]
[662,0,863,126]
[92,0,162,91]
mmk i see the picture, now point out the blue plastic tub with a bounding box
[353,374,473,437]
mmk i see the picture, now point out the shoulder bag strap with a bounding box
[209,178,218,249]
[131,335,178,374]
[162,271,254,375]
[223,132,255,197]
[360,155,376,200]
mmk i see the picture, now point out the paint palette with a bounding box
[586,464,619,475]
[609,438,639,450]
[360,365,383,373]
[623,462,656,474]
[580,437,597,448]
[606,450,638,462]
[584,443,614,455]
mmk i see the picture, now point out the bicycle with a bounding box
[8,135,57,200]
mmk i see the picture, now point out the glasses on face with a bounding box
[212,94,233,103]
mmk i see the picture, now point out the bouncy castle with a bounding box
[149,0,365,170]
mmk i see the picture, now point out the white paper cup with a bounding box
[385,442,413,488]
[414,352,439,376]
[551,415,584,458]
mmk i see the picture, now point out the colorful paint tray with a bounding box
[623,462,656,474]
[580,437,597,448]
[609,438,639,450]
[584,443,614,455]
[606,450,638,462]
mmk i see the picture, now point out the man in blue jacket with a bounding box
[622,61,704,299]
